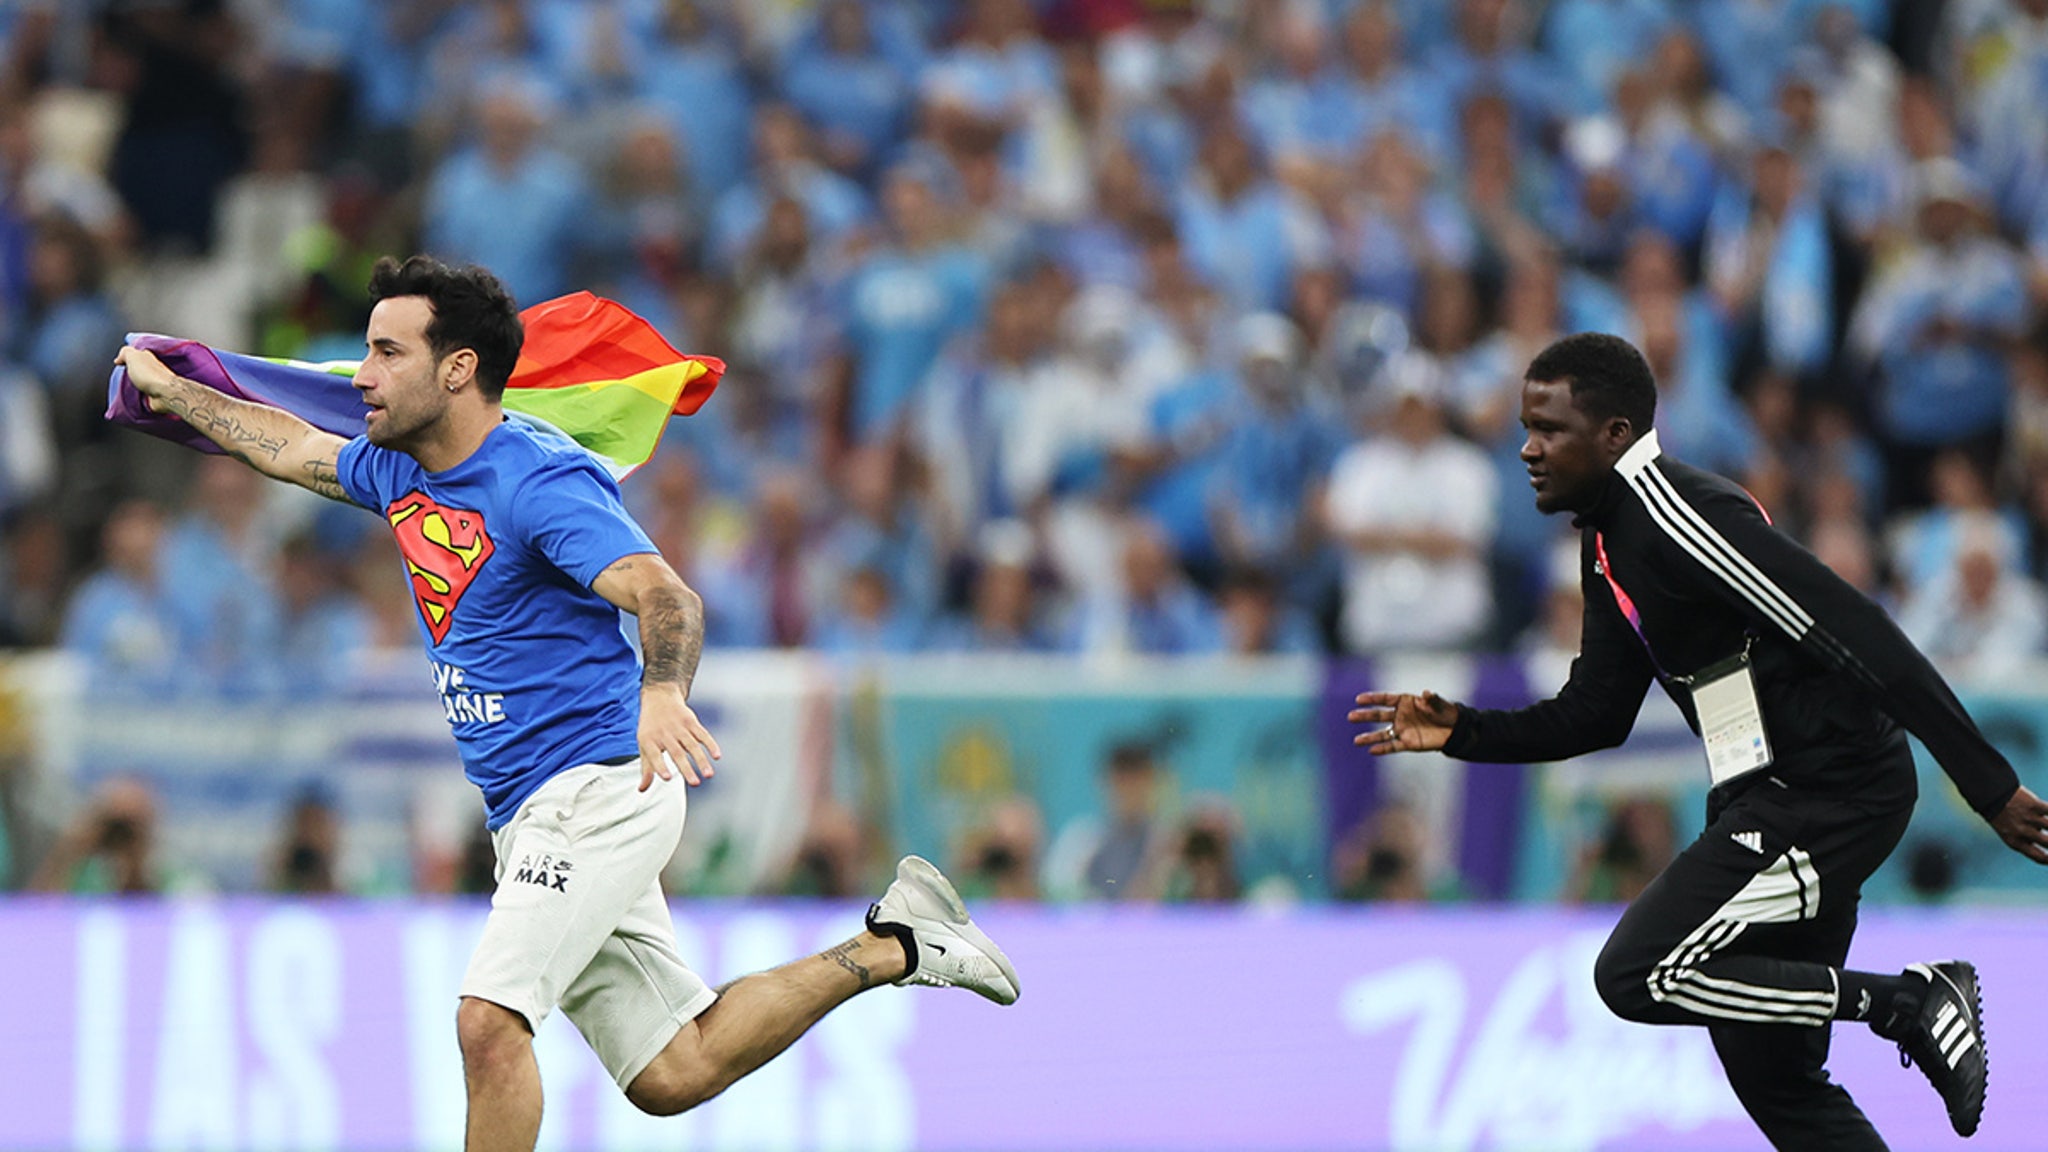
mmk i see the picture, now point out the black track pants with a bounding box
[1592,778,1914,1151]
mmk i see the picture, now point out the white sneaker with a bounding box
[866,855,1021,1005]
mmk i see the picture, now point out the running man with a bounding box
[114,255,1019,1152]
[1350,333,2048,1148]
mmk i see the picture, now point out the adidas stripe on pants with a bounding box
[1593,775,1914,1152]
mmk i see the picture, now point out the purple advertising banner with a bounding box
[0,899,2038,1151]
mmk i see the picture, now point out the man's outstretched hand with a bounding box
[115,345,180,412]
[1990,785,2048,864]
[1349,691,1459,755]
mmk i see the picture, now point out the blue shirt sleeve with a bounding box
[335,436,381,510]
[514,456,659,589]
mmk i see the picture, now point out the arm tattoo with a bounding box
[639,583,705,694]
[299,456,349,503]
[820,941,873,990]
[157,385,288,464]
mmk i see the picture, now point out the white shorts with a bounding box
[460,758,718,1088]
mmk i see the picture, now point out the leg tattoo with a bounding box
[820,941,873,990]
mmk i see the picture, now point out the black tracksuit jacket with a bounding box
[1443,431,2020,819]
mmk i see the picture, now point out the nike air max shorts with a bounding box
[460,758,719,1088]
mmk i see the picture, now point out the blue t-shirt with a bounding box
[338,421,655,828]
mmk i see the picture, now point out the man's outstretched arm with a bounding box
[591,551,723,791]
[114,345,351,502]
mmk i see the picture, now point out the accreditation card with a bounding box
[1691,649,1773,786]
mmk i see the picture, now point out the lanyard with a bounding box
[1595,530,1758,687]
[1594,530,1680,683]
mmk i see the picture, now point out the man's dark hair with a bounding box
[1525,332,1657,437]
[366,255,524,399]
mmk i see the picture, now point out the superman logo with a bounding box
[386,492,496,645]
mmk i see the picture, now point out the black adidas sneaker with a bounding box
[1885,960,1987,1138]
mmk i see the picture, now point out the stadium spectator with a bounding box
[0,362,55,530]
[1155,801,1242,904]
[1049,146,1156,292]
[778,799,871,899]
[0,510,63,648]
[817,444,941,625]
[19,210,125,413]
[633,453,767,650]
[1647,29,1748,165]
[29,775,162,894]
[1334,129,1469,316]
[58,499,180,694]
[1122,375,1227,583]
[349,531,424,652]
[1337,2,1453,166]
[637,0,753,202]
[1458,254,1567,640]
[1175,119,1321,314]
[778,0,917,182]
[693,196,836,491]
[1693,0,1805,120]
[832,162,988,453]
[921,0,1059,135]
[2009,332,2048,482]
[726,470,834,649]
[1236,3,1349,174]
[1888,450,2029,599]
[915,282,1049,557]
[1808,516,1884,600]
[20,210,127,550]
[269,783,346,894]
[1430,0,1559,138]
[1330,800,1458,902]
[1608,64,1719,254]
[1600,233,1755,476]
[1045,739,1172,902]
[100,0,250,253]
[1520,536,1589,691]
[414,0,560,148]
[275,532,372,694]
[1551,117,1642,280]
[1325,356,1497,652]
[160,457,288,695]
[1018,284,1158,599]
[1452,92,1555,294]
[948,119,1036,277]
[1704,140,1834,386]
[1849,158,2028,505]
[1898,521,2048,683]
[813,562,926,659]
[927,519,1061,654]
[1564,795,1678,904]
[955,793,1046,902]
[1208,312,1341,585]
[1808,4,1901,171]
[709,104,870,270]
[1216,565,1320,656]
[1961,0,2048,233]
[421,78,591,304]
[586,114,699,333]
[1068,515,1221,656]
[1540,0,1674,118]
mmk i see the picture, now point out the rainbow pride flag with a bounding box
[106,292,723,481]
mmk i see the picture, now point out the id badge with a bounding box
[1691,650,1773,786]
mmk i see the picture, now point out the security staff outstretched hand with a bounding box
[1349,691,1459,755]
[1990,786,2048,864]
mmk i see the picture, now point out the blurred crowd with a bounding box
[2,0,2048,896]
